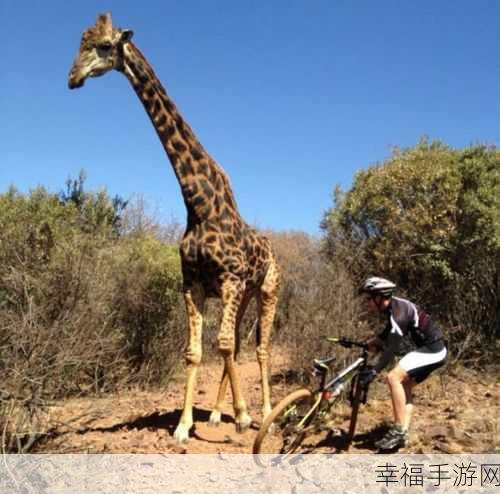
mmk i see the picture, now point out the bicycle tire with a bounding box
[252,388,316,466]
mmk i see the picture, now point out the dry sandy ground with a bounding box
[38,351,499,454]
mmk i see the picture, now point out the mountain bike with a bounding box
[252,337,371,466]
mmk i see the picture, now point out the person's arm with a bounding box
[370,323,395,372]
[365,322,390,352]
[373,346,394,373]
[366,336,383,352]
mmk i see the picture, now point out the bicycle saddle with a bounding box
[313,356,336,373]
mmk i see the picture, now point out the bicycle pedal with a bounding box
[327,427,343,436]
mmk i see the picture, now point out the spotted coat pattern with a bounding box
[68,13,280,443]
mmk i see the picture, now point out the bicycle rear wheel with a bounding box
[252,388,317,466]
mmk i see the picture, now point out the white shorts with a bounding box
[399,347,447,383]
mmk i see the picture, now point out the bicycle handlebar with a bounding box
[326,337,368,350]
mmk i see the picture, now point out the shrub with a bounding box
[322,139,500,366]
[265,231,368,376]
[111,235,184,385]
[0,181,183,451]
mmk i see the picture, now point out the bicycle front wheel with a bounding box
[252,388,317,466]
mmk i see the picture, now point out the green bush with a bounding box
[111,235,184,385]
[322,139,500,365]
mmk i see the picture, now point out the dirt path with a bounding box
[39,352,499,454]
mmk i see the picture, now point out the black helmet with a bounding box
[360,276,396,297]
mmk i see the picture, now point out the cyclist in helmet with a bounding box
[359,276,447,450]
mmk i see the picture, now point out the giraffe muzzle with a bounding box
[68,75,85,89]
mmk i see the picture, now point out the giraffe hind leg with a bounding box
[208,366,229,427]
[256,258,280,422]
[209,292,252,426]
[217,277,252,433]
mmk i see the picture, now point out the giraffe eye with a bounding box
[97,42,112,52]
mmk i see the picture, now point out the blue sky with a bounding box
[1,1,499,234]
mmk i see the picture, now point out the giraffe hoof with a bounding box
[173,423,191,443]
[235,413,252,433]
[208,410,222,427]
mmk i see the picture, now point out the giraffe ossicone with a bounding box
[68,12,280,443]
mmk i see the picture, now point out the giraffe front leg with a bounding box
[218,277,252,433]
[174,285,205,443]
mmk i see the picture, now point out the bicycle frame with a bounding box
[291,355,366,435]
[309,339,370,446]
[315,338,369,394]
[324,356,366,392]
[252,337,372,459]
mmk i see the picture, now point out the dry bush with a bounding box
[120,194,184,245]
[264,231,370,378]
[0,238,130,452]
[0,184,185,451]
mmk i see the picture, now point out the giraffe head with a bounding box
[68,13,133,89]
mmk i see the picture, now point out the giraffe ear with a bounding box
[120,29,134,42]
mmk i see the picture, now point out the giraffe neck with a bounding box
[120,42,239,224]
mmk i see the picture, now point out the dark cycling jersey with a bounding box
[374,297,445,373]
[378,296,443,348]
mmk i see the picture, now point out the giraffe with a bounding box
[68,13,280,442]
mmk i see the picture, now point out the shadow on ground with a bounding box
[79,407,235,436]
[311,423,390,453]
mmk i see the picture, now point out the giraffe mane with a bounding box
[96,12,113,37]
[78,12,120,50]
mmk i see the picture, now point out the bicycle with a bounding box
[252,337,371,465]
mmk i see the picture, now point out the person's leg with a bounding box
[403,379,416,431]
[386,364,411,429]
[398,346,447,431]
[375,364,411,449]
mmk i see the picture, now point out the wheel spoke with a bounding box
[253,388,317,466]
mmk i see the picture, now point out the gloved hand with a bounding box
[359,368,377,387]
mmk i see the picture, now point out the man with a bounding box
[359,276,447,450]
